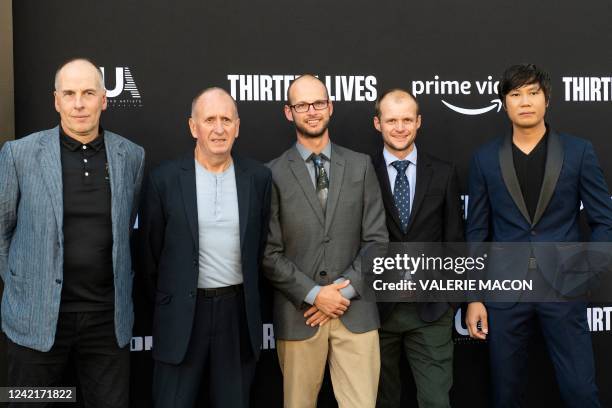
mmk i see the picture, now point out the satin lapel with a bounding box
[287,148,325,227]
[405,154,432,232]
[38,128,63,235]
[373,152,402,231]
[180,156,199,246]
[499,134,531,225]
[233,157,251,253]
[324,144,345,233]
[532,130,563,226]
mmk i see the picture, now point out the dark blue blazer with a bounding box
[466,129,612,302]
[139,153,272,364]
[467,129,612,243]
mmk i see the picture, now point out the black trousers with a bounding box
[7,310,130,408]
[153,287,256,408]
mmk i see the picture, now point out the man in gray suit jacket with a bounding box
[264,74,388,408]
[0,58,144,408]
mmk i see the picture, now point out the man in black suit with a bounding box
[139,87,272,407]
[372,89,464,408]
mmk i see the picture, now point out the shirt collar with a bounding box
[59,125,105,152]
[295,140,332,162]
[383,145,418,168]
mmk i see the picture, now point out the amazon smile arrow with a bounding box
[441,99,502,115]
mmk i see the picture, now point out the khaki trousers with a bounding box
[277,319,380,408]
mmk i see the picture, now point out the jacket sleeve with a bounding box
[0,142,19,282]
[578,141,612,242]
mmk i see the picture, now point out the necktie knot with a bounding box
[310,153,327,168]
[391,160,410,173]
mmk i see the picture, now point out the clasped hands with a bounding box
[303,280,351,327]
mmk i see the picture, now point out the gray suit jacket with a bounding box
[263,143,388,341]
[0,126,144,351]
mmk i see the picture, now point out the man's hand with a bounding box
[304,305,330,327]
[314,280,351,317]
[466,302,488,340]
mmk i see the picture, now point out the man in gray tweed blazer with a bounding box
[0,58,144,408]
[264,74,388,408]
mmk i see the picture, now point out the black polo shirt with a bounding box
[512,130,548,221]
[59,126,114,312]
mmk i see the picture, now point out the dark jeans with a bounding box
[153,288,256,408]
[7,309,130,408]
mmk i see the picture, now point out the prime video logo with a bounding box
[411,75,502,116]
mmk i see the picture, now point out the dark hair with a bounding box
[286,74,329,105]
[498,64,551,103]
[374,88,419,118]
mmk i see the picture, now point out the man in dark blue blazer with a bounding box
[465,64,612,407]
[139,88,271,407]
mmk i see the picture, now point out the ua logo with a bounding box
[100,67,142,107]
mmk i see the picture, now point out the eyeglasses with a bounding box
[289,100,329,113]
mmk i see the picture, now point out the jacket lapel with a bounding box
[532,130,563,226]
[38,127,63,236]
[499,134,532,225]
[405,153,432,232]
[324,144,345,233]
[105,132,126,225]
[287,147,325,227]
[179,155,199,246]
[373,151,402,232]
[233,156,251,253]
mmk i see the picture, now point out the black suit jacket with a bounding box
[373,149,464,322]
[139,153,272,364]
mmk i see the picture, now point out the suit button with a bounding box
[193,259,197,266]
[189,291,195,298]
[55,279,62,284]
[324,236,330,243]
[319,271,327,277]
[531,230,536,236]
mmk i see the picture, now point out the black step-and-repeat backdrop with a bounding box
[11,0,612,406]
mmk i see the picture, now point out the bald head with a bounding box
[286,74,329,105]
[191,87,238,119]
[375,88,419,117]
[54,58,104,91]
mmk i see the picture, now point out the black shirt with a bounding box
[59,126,114,312]
[512,130,548,221]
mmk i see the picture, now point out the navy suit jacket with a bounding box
[466,129,612,303]
[139,153,271,364]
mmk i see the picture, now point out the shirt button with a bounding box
[83,159,88,163]
[82,145,87,150]
[84,172,89,177]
